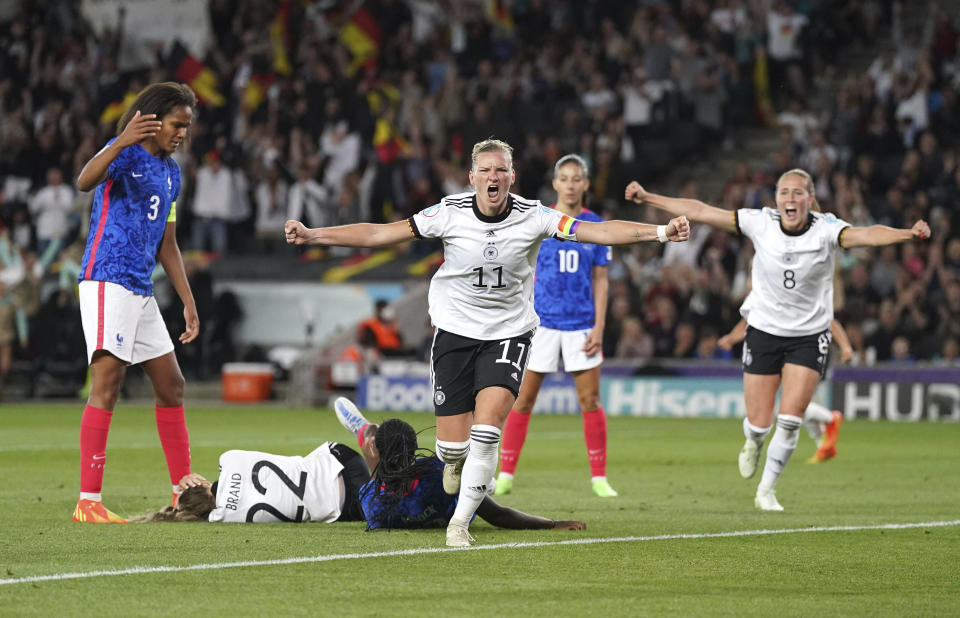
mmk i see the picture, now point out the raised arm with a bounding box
[840,220,930,248]
[573,216,690,245]
[625,181,738,233]
[475,496,586,530]
[284,220,414,248]
[76,111,162,191]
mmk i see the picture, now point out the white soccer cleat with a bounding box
[738,439,761,479]
[442,459,465,495]
[754,489,784,512]
[334,397,369,436]
[445,522,475,547]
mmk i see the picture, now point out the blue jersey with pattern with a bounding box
[534,207,611,330]
[360,457,473,529]
[79,139,181,296]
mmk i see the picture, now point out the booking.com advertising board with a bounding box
[356,374,748,418]
[356,366,960,421]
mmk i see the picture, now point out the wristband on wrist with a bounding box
[657,224,669,243]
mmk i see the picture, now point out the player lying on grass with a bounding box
[135,398,585,533]
[717,310,849,463]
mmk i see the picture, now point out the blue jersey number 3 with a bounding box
[147,195,160,220]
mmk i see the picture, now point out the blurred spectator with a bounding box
[287,163,332,229]
[358,299,406,358]
[191,150,232,253]
[614,316,654,360]
[28,167,74,255]
[253,162,290,252]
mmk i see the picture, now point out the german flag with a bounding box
[486,0,514,33]
[270,0,292,76]
[339,5,381,75]
[99,89,138,125]
[243,72,275,112]
[169,41,225,107]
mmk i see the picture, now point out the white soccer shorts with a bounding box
[526,326,603,373]
[79,280,175,365]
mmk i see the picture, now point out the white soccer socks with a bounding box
[448,425,501,529]
[436,438,470,495]
[739,418,771,478]
[803,401,834,444]
[757,415,801,496]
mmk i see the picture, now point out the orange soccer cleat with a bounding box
[807,411,843,463]
[72,499,128,524]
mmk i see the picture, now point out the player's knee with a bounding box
[578,392,601,412]
[155,372,185,406]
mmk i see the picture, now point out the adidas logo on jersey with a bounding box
[485,230,496,237]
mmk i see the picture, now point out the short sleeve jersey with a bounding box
[534,206,611,331]
[409,192,578,340]
[735,207,850,336]
[360,457,472,529]
[79,139,181,296]
[207,444,345,523]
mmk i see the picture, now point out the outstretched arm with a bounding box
[840,220,930,248]
[285,220,414,248]
[475,496,586,530]
[625,181,738,233]
[574,216,690,245]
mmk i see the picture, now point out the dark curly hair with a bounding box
[361,418,437,530]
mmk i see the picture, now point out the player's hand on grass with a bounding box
[666,216,690,242]
[285,219,309,245]
[180,305,199,343]
[117,110,162,148]
[553,520,587,530]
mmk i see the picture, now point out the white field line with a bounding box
[2,519,958,587]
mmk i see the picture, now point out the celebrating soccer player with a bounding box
[627,169,929,511]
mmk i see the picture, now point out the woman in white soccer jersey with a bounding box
[286,138,690,546]
[626,169,930,511]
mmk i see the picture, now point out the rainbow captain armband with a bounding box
[556,214,581,240]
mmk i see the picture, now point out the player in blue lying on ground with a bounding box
[135,398,586,534]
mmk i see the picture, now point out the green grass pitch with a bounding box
[1,403,958,616]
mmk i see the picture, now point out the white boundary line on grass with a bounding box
[3,519,958,587]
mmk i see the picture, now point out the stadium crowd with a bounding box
[0,0,959,396]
